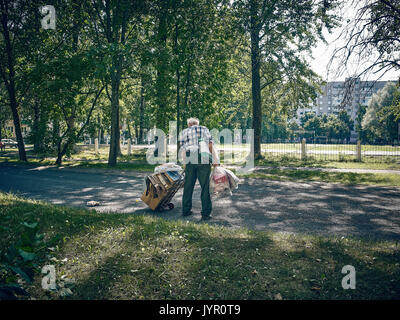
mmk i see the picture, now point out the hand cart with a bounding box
[141,170,185,211]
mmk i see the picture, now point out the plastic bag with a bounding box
[210,166,231,196]
[223,168,240,190]
[210,166,240,197]
[154,162,182,174]
[143,163,183,192]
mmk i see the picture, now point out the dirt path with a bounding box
[1,162,399,240]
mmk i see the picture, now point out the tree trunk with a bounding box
[108,56,122,166]
[32,98,44,153]
[8,84,27,161]
[183,62,191,118]
[139,78,145,144]
[55,85,104,165]
[175,21,181,161]
[1,7,27,161]
[135,125,139,143]
[127,121,132,140]
[250,0,262,160]
[155,2,169,132]
[55,135,71,165]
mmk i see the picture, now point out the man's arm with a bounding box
[181,148,186,170]
[209,142,220,167]
[203,127,219,167]
[178,129,186,169]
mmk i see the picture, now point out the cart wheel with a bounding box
[168,203,174,210]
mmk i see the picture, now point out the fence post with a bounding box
[94,138,99,154]
[301,138,307,160]
[356,140,362,162]
[127,138,131,156]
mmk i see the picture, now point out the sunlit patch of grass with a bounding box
[1,192,399,300]
[256,155,400,171]
[238,168,400,187]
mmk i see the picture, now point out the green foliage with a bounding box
[0,0,348,165]
[0,219,45,299]
[299,111,354,142]
[362,82,400,144]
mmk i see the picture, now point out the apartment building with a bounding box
[4,119,30,139]
[297,77,396,121]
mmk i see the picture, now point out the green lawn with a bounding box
[0,145,156,172]
[238,168,400,187]
[2,145,400,186]
[2,143,400,170]
[0,192,399,300]
[254,156,400,171]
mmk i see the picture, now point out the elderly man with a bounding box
[178,118,219,221]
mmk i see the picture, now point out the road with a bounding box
[1,162,400,240]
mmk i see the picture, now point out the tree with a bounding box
[0,0,42,161]
[362,82,399,143]
[331,0,400,81]
[304,114,323,136]
[300,112,318,127]
[355,103,367,141]
[0,84,11,141]
[338,110,354,142]
[86,0,146,166]
[232,0,340,159]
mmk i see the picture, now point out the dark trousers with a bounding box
[182,162,212,217]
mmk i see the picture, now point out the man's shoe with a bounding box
[200,215,212,221]
[182,211,193,217]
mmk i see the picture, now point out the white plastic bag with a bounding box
[223,168,240,190]
[210,166,231,196]
[210,166,240,197]
[154,162,182,174]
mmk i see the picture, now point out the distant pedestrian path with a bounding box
[226,165,400,175]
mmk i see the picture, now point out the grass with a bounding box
[2,144,400,170]
[2,144,400,186]
[237,168,400,187]
[0,145,156,172]
[255,155,400,171]
[1,192,399,300]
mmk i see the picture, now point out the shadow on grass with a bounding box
[251,168,400,186]
[2,193,399,300]
[69,222,400,300]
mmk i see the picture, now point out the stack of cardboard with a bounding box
[141,171,184,211]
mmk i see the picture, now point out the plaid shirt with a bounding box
[178,125,213,152]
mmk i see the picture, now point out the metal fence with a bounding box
[81,136,400,163]
[259,139,400,162]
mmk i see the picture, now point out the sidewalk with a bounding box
[226,165,400,175]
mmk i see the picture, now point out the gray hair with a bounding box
[187,117,199,126]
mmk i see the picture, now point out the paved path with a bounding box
[1,162,399,241]
[225,165,400,175]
